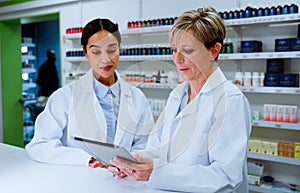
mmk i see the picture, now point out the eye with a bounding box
[182,49,193,54]
[91,51,101,55]
[107,49,117,54]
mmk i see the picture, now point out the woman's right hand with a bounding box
[88,157,108,168]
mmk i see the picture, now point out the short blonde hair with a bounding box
[170,7,226,58]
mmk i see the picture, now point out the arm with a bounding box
[147,93,251,193]
[25,86,92,166]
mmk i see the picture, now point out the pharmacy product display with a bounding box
[62,11,300,192]
[218,11,300,192]
[64,25,179,117]
[21,37,38,145]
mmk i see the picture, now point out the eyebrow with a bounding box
[89,43,118,49]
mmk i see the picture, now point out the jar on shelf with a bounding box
[234,72,243,86]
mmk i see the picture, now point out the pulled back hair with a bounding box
[170,7,226,60]
[81,18,121,53]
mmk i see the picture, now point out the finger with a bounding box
[117,172,127,178]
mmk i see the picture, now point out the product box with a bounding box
[268,141,278,156]
[264,73,280,87]
[279,73,299,87]
[277,142,286,157]
[247,161,264,176]
[241,40,262,53]
[295,142,300,160]
[289,106,298,123]
[264,104,277,121]
[290,38,300,51]
[248,174,261,186]
[266,59,284,73]
[275,38,291,52]
[248,139,255,153]
[286,143,295,158]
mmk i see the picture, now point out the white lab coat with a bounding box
[146,68,251,193]
[26,69,154,166]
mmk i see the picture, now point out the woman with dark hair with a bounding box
[26,18,154,170]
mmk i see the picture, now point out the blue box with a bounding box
[275,38,291,52]
[280,73,299,87]
[290,38,300,51]
[266,59,284,73]
[240,40,262,53]
[264,73,280,87]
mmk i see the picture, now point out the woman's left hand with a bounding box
[110,154,153,181]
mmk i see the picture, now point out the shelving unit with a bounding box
[62,12,300,191]
[64,25,179,117]
[220,13,300,193]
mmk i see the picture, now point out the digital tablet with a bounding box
[74,137,137,164]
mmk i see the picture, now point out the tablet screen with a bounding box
[74,137,137,164]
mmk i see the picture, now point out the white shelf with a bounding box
[248,184,296,193]
[22,68,36,74]
[65,57,86,62]
[65,33,81,39]
[239,86,300,95]
[120,25,172,35]
[21,43,36,47]
[219,52,300,60]
[248,152,300,166]
[22,54,36,61]
[22,83,37,91]
[252,120,300,131]
[129,82,175,89]
[225,13,300,27]
[120,55,172,61]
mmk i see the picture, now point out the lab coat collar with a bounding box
[200,67,227,94]
[170,67,227,119]
[73,69,134,144]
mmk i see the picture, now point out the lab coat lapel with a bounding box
[113,78,135,145]
[72,69,107,142]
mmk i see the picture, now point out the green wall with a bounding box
[0,19,23,147]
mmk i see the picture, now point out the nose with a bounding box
[173,51,185,65]
[100,53,111,63]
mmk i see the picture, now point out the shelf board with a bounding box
[225,13,300,27]
[129,82,175,89]
[219,51,300,60]
[120,25,172,35]
[22,68,36,74]
[248,184,292,193]
[65,33,81,39]
[21,43,36,47]
[248,152,300,166]
[252,120,300,131]
[22,54,36,61]
[65,57,86,62]
[120,55,172,61]
[239,86,300,94]
[22,83,37,90]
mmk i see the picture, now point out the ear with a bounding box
[210,42,222,59]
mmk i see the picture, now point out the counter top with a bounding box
[0,143,174,193]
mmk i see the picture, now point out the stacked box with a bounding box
[295,143,300,160]
[266,59,284,73]
[275,38,291,52]
[264,73,280,87]
[290,38,300,51]
[241,40,262,53]
[279,73,299,87]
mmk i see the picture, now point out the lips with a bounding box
[100,65,113,71]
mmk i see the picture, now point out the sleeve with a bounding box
[25,87,92,166]
[147,93,251,193]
